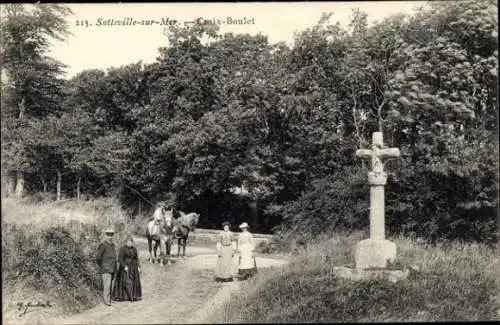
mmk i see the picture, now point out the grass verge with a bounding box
[209,232,500,323]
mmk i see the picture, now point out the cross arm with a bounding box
[356,149,373,158]
[378,148,400,158]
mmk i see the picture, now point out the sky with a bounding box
[48,2,428,79]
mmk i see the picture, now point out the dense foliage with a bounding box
[1,1,498,241]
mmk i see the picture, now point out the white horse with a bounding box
[146,204,174,266]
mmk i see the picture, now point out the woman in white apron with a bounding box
[236,222,257,280]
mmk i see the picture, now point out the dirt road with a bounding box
[45,239,288,324]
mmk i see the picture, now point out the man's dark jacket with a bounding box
[96,240,117,274]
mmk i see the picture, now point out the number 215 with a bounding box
[76,20,89,27]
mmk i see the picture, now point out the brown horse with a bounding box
[172,212,200,258]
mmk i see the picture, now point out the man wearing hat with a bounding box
[96,227,118,306]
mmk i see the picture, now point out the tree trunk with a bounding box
[40,175,48,193]
[264,213,270,229]
[6,171,16,197]
[497,207,500,246]
[76,176,81,201]
[18,97,26,120]
[56,170,62,201]
[377,100,385,133]
[250,199,259,231]
[15,171,24,198]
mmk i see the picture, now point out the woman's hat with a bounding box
[104,227,115,234]
[222,221,231,227]
[239,222,249,229]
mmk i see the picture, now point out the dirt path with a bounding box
[46,238,288,324]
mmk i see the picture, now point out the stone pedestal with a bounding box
[355,238,397,269]
[332,266,409,283]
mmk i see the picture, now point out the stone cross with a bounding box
[354,132,400,269]
[356,132,400,240]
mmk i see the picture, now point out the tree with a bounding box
[277,1,498,242]
[1,4,72,118]
[63,66,141,199]
[382,0,498,241]
[0,4,73,197]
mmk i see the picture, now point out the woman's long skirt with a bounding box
[215,245,234,281]
[112,267,142,301]
[238,244,257,279]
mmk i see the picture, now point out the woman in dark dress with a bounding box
[112,235,142,302]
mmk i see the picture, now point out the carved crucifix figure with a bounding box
[356,132,400,240]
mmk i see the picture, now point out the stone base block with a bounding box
[355,238,397,269]
[332,266,409,283]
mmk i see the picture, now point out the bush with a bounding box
[2,223,102,312]
[127,214,149,238]
[276,166,370,244]
[22,192,57,203]
[277,163,498,245]
[387,167,498,244]
[1,197,141,315]
[254,239,287,255]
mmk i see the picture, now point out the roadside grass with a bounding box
[208,232,500,323]
[1,196,138,323]
[2,196,125,225]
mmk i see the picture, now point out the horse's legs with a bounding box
[182,235,188,257]
[147,236,153,263]
[177,238,181,258]
[159,237,165,266]
[165,237,172,265]
[153,239,160,263]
